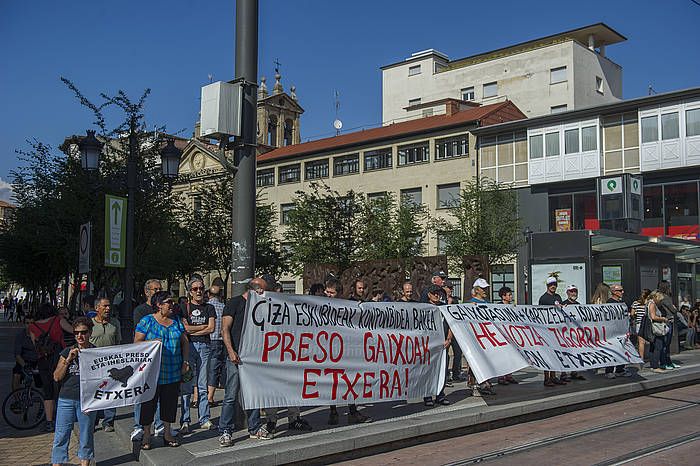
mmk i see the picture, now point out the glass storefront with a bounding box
[548,192,599,231]
[642,182,699,241]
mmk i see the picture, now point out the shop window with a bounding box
[490,264,515,303]
[642,185,664,236]
[573,192,598,230]
[664,182,699,239]
[549,194,573,231]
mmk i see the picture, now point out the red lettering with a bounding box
[548,327,568,348]
[330,332,344,362]
[281,332,296,361]
[470,322,508,349]
[340,372,361,400]
[302,369,321,399]
[389,334,406,365]
[324,368,344,400]
[297,333,312,362]
[262,332,281,362]
[363,372,374,398]
[363,332,374,362]
[313,331,329,363]
[379,370,389,398]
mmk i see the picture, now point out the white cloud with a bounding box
[0,178,14,203]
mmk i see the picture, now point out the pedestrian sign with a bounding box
[105,194,127,268]
[600,176,622,195]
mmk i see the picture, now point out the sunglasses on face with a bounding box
[74,330,89,336]
[191,287,203,292]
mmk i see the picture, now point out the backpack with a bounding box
[31,317,62,361]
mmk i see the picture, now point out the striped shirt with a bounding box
[209,297,225,341]
[135,314,185,385]
[632,300,646,327]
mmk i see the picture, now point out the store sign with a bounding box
[601,176,623,195]
[602,265,622,286]
[555,209,571,231]
[630,177,642,195]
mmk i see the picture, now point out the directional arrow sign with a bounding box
[105,194,127,268]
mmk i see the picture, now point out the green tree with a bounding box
[357,193,428,260]
[284,183,362,274]
[180,177,288,286]
[0,79,198,312]
[432,178,521,269]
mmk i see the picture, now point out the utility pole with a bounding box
[231,0,258,295]
[124,114,138,336]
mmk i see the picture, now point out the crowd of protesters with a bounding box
[7,271,700,464]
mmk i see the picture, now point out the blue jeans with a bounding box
[51,397,97,464]
[181,341,211,424]
[134,400,163,431]
[219,359,262,434]
[208,340,227,388]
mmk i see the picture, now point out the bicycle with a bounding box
[2,366,45,430]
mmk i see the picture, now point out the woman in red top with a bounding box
[28,303,73,432]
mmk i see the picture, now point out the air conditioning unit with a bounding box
[200,81,243,139]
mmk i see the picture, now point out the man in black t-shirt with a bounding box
[539,277,566,387]
[179,277,216,432]
[561,285,585,381]
[605,284,631,378]
[219,277,270,446]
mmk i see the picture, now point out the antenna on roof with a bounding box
[648,84,657,95]
[333,90,342,136]
[208,73,213,83]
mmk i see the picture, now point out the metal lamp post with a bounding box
[80,128,182,336]
[78,130,102,171]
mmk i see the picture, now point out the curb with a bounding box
[116,364,700,465]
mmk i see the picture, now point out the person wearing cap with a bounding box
[496,287,519,385]
[538,277,567,387]
[605,284,633,379]
[466,279,497,395]
[423,284,453,407]
[560,285,586,381]
[179,276,216,433]
[206,278,227,409]
[468,278,490,303]
[443,282,466,383]
[421,271,448,303]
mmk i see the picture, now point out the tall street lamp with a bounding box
[79,129,182,336]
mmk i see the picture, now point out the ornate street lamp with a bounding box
[78,130,102,171]
[160,138,182,178]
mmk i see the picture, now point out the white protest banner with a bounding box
[79,341,162,412]
[441,303,642,383]
[238,292,446,409]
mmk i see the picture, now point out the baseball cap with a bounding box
[427,284,444,295]
[432,270,447,278]
[546,277,558,285]
[566,284,578,291]
[473,278,490,289]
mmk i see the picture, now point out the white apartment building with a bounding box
[382,23,625,124]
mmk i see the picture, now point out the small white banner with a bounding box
[441,303,642,383]
[238,292,446,409]
[79,341,162,412]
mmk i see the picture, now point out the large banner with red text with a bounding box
[239,292,446,409]
[441,303,642,383]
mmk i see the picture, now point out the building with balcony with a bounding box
[381,23,625,125]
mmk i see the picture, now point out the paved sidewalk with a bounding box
[118,349,700,466]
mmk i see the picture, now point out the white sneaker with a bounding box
[219,431,233,447]
[130,427,144,442]
[180,422,190,434]
[200,420,215,430]
[605,373,616,379]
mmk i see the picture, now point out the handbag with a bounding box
[639,313,654,342]
[651,321,669,336]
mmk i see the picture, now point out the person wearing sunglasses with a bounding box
[179,277,216,433]
[51,317,97,466]
[131,279,165,442]
[135,291,190,449]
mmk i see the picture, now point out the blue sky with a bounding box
[1,0,699,200]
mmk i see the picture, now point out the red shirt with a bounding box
[29,316,66,348]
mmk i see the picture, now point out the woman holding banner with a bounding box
[50,317,97,466]
[135,291,190,449]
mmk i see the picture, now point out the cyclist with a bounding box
[13,324,39,391]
